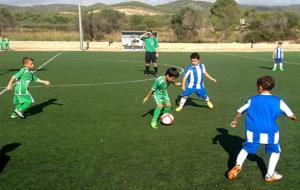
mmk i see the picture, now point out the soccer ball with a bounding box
[161,113,174,125]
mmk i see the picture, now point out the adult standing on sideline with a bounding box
[141,30,159,77]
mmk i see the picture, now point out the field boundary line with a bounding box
[215,52,300,65]
[0,52,63,96]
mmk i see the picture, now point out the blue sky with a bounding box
[0,0,300,6]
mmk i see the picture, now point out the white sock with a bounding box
[273,64,277,69]
[179,97,187,107]
[267,153,280,177]
[236,149,248,166]
[205,97,210,102]
[280,63,283,70]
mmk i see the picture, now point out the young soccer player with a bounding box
[6,57,51,119]
[143,67,180,129]
[228,76,296,182]
[0,36,3,52]
[141,30,159,77]
[176,52,217,112]
[3,36,9,51]
[272,42,284,71]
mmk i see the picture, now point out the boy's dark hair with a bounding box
[165,67,179,78]
[257,76,275,91]
[147,29,152,33]
[190,52,200,60]
[278,41,283,45]
[22,57,34,65]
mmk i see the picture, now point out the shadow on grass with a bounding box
[25,98,63,117]
[142,109,155,117]
[212,128,267,179]
[0,143,21,174]
[139,69,158,76]
[175,96,208,108]
[260,66,273,70]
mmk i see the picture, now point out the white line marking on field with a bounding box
[215,52,300,65]
[34,52,63,72]
[0,52,63,96]
[0,62,184,90]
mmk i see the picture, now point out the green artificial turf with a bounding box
[0,51,299,190]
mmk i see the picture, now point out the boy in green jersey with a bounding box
[141,30,159,76]
[3,36,9,51]
[143,67,181,129]
[6,57,51,119]
[0,36,3,52]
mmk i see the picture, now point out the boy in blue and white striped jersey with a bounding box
[176,53,217,112]
[272,42,284,71]
[227,76,296,182]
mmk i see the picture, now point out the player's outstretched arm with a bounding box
[143,89,153,104]
[205,72,217,82]
[6,77,16,90]
[36,79,50,85]
[230,112,242,128]
[272,49,276,59]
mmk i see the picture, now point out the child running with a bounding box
[176,52,217,111]
[228,76,296,182]
[143,67,180,129]
[6,57,51,119]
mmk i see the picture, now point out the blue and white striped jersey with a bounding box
[237,93,294,144]
[183,64,206,89]
[274,47,283,59]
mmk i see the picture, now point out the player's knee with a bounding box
[165,102,171,107]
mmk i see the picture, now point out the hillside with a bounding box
[156,0,213,13]
[1,1,300,16]
[0,4,78,13]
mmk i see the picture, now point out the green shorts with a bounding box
[13,94,34,105]
[153,94,170,105]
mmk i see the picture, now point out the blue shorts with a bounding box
[242,142,281,154]
[182,88,208,100]
[275,58,283,64]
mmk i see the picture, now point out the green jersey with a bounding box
[152,76,169,96]
[4,38,9,46]
[0,39,3,49]
[13,68,38,95]
[142,36,159,52]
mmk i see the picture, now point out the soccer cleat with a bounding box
[272,68,276,71]
[280,68,285,71]
[176,106,183,112]
[227,165,242,180]
[14,109,24,119]
[10,113,18,119]
[265,172,283,182]
[151,121,158,129]
[207,101,214,109]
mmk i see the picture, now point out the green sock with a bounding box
[18,102,32,112]
[163,106,171,114]
[152,107,162,123]
[16,103,23,112]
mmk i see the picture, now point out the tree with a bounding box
[210,0,240,40]
[0,8,16,34]
[171,7,203,42]
[83,9,125,41]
